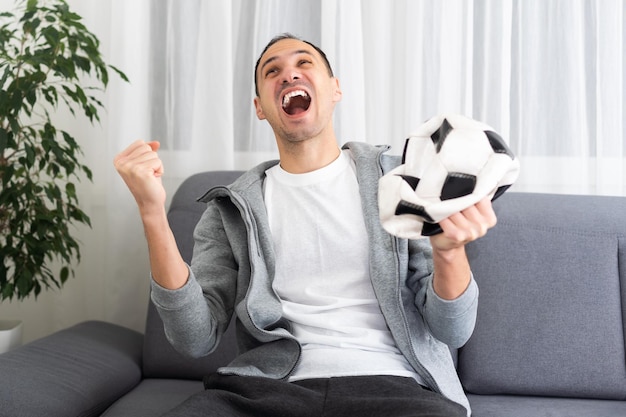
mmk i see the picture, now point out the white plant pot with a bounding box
[0,320,23,353]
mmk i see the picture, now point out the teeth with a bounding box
[282,90,309,108]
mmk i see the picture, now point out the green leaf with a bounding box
[42,85,59,106]
[65,182,76,199]
[26,88,37,107]
[41,25,60,45]
[2,164,14,185]
[74,84,86,104]
[61,130,77,149]
[73,54,91,72]
[0,127,7,154]
[108,64,129,83]
[1,282,14,301]
[82,165,93,181]
[44,184,61,200]
[0,260,7,284]
[15,268,34,297]
[26,0,38,12]
[60,266,69,284]
[25,143,35,166]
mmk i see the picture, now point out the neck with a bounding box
[276,132,341,174]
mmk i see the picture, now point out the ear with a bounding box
[332,77,342,103]
[253,97,266,120]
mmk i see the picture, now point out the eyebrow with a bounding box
[259,49,315,75]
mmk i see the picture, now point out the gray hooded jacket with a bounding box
[151,141,478,414]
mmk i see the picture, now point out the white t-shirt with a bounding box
[264,150,421,382]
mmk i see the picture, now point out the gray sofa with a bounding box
[1,170,625,417]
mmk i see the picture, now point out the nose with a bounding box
[282,68,301,84]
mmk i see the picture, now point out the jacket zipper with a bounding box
[377,150,441,394]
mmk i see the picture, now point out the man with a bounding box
[114,33,496,416]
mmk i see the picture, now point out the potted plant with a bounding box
[0,0,128,344]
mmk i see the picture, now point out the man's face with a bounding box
[254,38,342,144]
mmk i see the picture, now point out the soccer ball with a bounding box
[378,114,520,239]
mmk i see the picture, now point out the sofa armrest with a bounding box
[0,320,143,417]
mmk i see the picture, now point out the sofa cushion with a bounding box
[0,321,143,417]
[459,193,626,399]
[467,394,626,417]
[101,379,202,417]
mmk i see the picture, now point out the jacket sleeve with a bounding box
[151,202,238,358]
[407,238,479,348]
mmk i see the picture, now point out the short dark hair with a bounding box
[254,33,334,96]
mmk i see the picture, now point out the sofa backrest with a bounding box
[460,192,626,400]
[142,171,243,380]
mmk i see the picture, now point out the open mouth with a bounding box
[282,89,311,115]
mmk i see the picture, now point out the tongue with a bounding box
[283,95,310,115]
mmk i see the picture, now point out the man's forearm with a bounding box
[114,140,188,289]
[141,208,189,290]
[431,246,471,300]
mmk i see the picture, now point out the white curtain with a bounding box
[1,0,623,343]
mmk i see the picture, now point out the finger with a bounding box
[147,141,160,152]
[465,198,497,229]
[145,142,164,176]
[114,140,148,169]
[475,197,495,216]
[115,147,151,172]
[437,217,457,237]
[116,139,149,159]
[116,141,161,170]
[442,212,476,242]
[430,217,468,251]
[441,207,485,242]
[128,151,164,177]
[450,202,495,240]
[126,141,158,161]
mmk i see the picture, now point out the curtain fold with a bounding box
[1,0,623,343]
